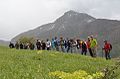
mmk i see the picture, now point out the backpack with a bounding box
[54,40,58,46]
[109,44,112,50]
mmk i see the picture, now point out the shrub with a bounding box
[49,70,104,79]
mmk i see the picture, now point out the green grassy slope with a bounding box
[0,46,119,79]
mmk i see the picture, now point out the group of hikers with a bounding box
[9,42,35,50]
[9,35,112,60]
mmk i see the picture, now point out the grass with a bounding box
[0,46,119,79]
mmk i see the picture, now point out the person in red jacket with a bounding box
[103,40,112,60]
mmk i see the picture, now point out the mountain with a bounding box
[11,10,120,57]
[12,10,96,41]
[0,40,9,46]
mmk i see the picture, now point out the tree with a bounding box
[18,36,35,44]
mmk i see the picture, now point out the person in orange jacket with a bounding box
[86,37,93,57]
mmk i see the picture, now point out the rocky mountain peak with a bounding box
[64,10,79,15]
[55,10,95,23]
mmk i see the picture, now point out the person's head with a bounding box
[88,36,90,41]
[52,38,54,41]
[47,39,49,41]
[37,39,40,42]
[90,35,94,40]
[55,37,57,40]
[104,40,107,44]
[70,39,73,42]
[60,37,63,40]
[37,39,39,42]
[82,41,85,43]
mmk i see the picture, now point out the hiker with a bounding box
[36,40,41,50]
[46,39,51,50]
[15,42,19,49]
[90,35,98,57]
[9,42,15,48]
[24,43,29,49]
[81,40,87,55]
[102,40,112,60]
[87,37,93,57]
[66,39,70,52]
[20,43,24,49]
[67,39,73,53]
[64,38,68,49]
[72,39,77,53]
[54,37,59,51]
[41,40,46,50]
[51,38,55,50]
[60,37,65,52]
[76,39,81,49]
[29,43,35,50]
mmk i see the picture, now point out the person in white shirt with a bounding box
[46,39,51,50]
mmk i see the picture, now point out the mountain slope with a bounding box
[11,10,120,57]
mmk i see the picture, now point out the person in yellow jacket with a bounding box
[90,35,98,57]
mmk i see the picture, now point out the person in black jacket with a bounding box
[9,42,14,48]
[81,41,87,55]
[41,40,46,50]
[20,43,24,49]
[29,43,35,50]
[36,40,41,50]
[67,39,73,53]
[15,42,19,49]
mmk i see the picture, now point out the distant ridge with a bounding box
[0,40,9,46]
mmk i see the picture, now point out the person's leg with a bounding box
[91,48,95,57]
[57,46,59,51]
[84,49,87,55]
[56,46,59,51]
[64,46,67,52]
[92,48,97,57]
[94,48,97,57]
[105,51,108,60]
[89,48,93,57]
[47,47,50,51]
[81,49,84,55]
[67,47,70,52]
[61,46,65,52]
[108,51,111,59]
[71,47,73,53]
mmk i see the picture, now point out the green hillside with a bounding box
[0,46,119,79]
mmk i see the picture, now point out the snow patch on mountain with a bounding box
[58,25,65,31]
[49,24,55,30]
[39,27,43,30]
[45,24,56,31]
[87,19,95,23]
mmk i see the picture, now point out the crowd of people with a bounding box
[9,35,112,60]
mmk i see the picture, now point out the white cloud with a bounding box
[0,0,120,41]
